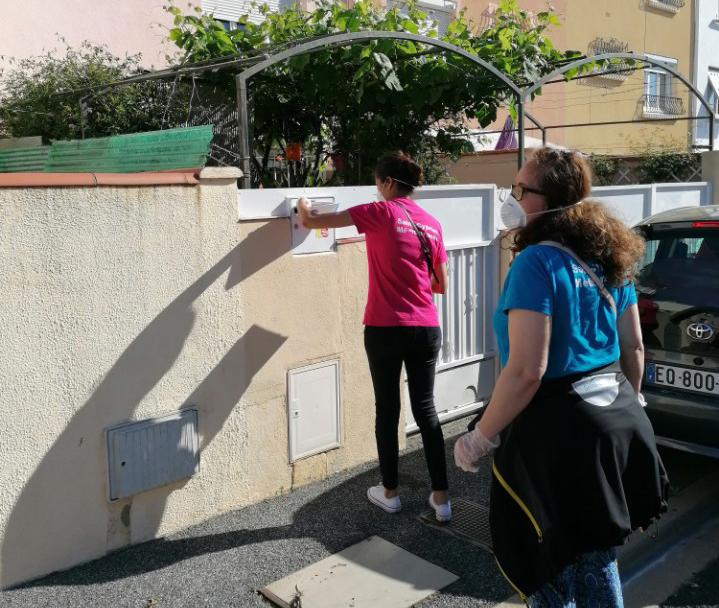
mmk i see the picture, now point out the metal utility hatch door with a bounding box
[288,360,341,462]
[106,408,200,501]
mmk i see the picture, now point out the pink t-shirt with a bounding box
[348,197,448,327]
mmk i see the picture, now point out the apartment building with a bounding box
[205,0,458,34]
[0,0,176,73]
[454,1,696,155]
[554,0,694,154]
[692,0,719,149]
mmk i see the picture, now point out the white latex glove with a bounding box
[454,427,501,473]
[638,393,647,407]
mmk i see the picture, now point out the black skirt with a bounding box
[489,361,669,600]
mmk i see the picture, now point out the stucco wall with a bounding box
[0,171,383,588]
[445,150,520,188]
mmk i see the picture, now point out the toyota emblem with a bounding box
[687,322,714,341]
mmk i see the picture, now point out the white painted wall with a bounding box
[692,0,719,148]
[493,182,713,230]
[240,183,501,433]
[239,183,496,247]
[591,182,712,226]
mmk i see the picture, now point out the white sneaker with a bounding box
[367,485,401,513]
[429,493,452,522]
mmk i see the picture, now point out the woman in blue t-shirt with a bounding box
[454,148,668,607]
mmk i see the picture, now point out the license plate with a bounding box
[646,362,719,396]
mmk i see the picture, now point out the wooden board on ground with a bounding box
[261,535,458,608]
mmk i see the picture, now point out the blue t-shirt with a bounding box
[493,244,637,378]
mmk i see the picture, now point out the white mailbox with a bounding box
[287,196,338,255]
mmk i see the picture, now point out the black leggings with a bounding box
[364,326,448,491]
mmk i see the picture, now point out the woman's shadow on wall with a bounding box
[1,222,289,589]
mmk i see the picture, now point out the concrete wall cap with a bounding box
[200,167,242,181]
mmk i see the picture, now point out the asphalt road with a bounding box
[664,553,719,608]
[623,447,719,608]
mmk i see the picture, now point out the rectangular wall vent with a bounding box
[106,408,200,501]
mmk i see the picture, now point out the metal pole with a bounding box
[710,114,715,152]
[236,74,251,189]
[525,111,546,147]
[517,98,525,169]
[79,95,89,139]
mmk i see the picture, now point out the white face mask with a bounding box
[500,193,582,230]
[500,194,527,229]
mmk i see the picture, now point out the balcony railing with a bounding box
[647,0,685,13]
[642,94,685,117]
[587,37,635,82]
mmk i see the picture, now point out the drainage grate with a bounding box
[418,498,493,552]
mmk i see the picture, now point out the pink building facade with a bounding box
[0,0,177,73]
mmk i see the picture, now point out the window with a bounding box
[201,0,282,26]
[638,231,718,283]
[707,70,719,115]
[386,0,456,37]
[643,54,682,116]
[646,70,671,97]
[218,19,245,31]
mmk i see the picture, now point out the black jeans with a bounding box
[364,326,448,491]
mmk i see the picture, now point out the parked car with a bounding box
[634,205,719,458]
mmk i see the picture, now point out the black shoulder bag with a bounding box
[394,202,440,283]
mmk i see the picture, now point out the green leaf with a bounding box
[384,72,403,91]
[565,66,579,80]
[373,52,393,74]
[401,19,419,34]
[290,54,310,70]
[353,62,372,81]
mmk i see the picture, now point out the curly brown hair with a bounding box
[511,148,645,286]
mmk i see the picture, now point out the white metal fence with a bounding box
[239,180,713,434]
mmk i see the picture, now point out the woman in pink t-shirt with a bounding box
[296,151,451,522]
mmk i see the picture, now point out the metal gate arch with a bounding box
[236,31,524,189]
[516,52,716,167]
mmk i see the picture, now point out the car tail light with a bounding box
[692,221,719,227]
[638,295,659,326]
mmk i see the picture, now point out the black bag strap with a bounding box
[395,201,440,283]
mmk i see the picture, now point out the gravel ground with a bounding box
[0,417,513,608]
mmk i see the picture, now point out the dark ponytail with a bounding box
[374,151,424,194]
